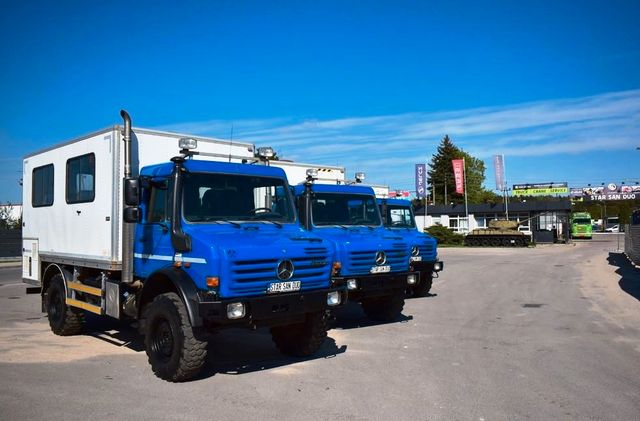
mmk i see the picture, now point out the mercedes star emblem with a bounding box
[375,251,387,266]
[411,246,420,256]
[277,260,295,280]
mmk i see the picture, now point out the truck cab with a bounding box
[294,176,413,322]
[377,198,443,297]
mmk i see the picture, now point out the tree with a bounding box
[427,135,491,204]
[0,202,21,230]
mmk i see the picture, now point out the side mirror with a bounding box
[124,177,140,206]
[123,206,140,223]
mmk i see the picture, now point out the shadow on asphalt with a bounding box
[331,301,413,330]
[201,329,346,378]
[607,252,640,302]
[82,313,348,380]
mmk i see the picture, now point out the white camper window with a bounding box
[66,153,95,204]
[32,164,54,207]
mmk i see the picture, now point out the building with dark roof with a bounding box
[413,199,572,242]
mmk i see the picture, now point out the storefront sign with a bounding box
[512,182,568,196]
[574,184,640,201]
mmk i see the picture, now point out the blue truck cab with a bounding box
[377,198,443,297]
[132,155,346,381]
[293,177,414,322]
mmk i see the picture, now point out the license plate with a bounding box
[410,256,422,262]
[370,265,391,274]
[267,281,301,294]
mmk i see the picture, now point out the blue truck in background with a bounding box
[378,198,443,297]
[293,171,414,322]
[24,111,346,382]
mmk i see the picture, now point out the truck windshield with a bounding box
[312,193,381,226]
[572,218,591,224]
[182,172,295,223]
[383,205,416,228]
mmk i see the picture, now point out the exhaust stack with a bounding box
[120,109,134,284]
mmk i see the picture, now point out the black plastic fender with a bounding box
[139,267,203,327]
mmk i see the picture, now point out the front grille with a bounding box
[417,242,437,260]
[346,242,409,275]
[227,247,331,295]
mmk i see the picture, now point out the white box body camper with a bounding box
[22,126,255,284]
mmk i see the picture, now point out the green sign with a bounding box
[512,182,568,196]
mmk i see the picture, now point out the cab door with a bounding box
[134,179,174,278]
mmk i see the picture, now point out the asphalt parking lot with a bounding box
[1,233,639,420]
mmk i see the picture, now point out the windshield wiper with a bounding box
[259,220,283,228]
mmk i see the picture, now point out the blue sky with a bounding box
[1,0,639,203]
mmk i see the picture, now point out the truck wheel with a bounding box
[412,274,433,297]
[361,289,405,322]
[45,274,84,336]
[271,311,328,357]
[144,293,207,382]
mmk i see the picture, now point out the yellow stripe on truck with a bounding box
[67,282,102,296]
[66,298,103,315]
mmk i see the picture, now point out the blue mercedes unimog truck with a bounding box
[293,171,414,322]
[22,111,346,382]
[378,198,443,297]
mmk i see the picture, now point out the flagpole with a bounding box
[463,157,469,232]
[424,163,427,233]
[503,155,509,219]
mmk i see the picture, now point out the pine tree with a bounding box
[427,135,491,204]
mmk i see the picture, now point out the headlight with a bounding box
[327,291,341,306]
[178,137,197,150]
[257,146,275,159]
[347,279,358,290]
[227,302,246,319]
[306,168,318,179]
[407,273,418,285]
[434,261,443,271]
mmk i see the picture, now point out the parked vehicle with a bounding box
[291,170,413,322]
[377,198,443,297]
[605,224,620,233]
[571,212,593,239]
[464,219,530,247]
[22,111,346,381]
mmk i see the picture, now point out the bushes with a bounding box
[425,224,465,246]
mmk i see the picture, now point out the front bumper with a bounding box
[411,259,444,273]
[334,271,412,301]
[197,286,347,328]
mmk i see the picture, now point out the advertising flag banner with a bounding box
[493,154,505,191]
[415,164,426,198]
[452,159,465,194]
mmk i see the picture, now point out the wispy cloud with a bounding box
[158,89,640,190]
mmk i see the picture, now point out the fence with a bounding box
[0,229,21,258]
[625,211,640,266]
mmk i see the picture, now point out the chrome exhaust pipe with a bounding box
[120,109,134,284]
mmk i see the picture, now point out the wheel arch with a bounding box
[41,263,73,312]
[41,263,72,296]
[138,268,202,327]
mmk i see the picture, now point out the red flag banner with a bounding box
[452,159,465,194]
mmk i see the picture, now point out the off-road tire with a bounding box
[361,288,405,322]
[45,274,84,336]
[144,292,207,382]
[271,311,328,357]
[412,274,433,297]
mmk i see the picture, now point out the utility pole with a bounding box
[444,171,448,206]
[504,183,509,220]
